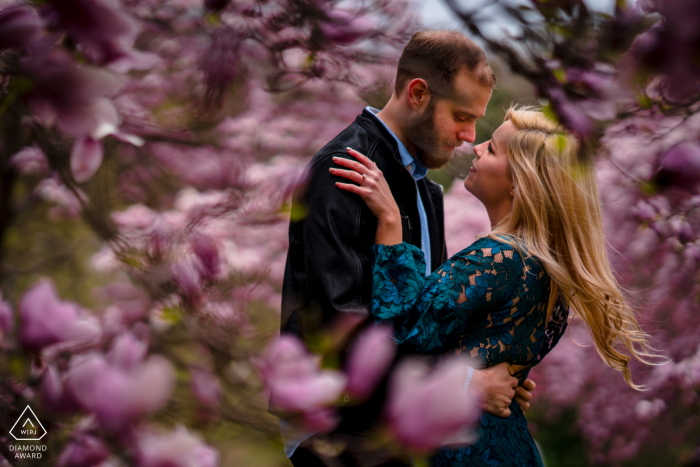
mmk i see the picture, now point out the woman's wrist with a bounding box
[375,213,402,245]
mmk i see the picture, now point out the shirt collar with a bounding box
[366,106,428,181]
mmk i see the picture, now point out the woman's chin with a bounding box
[463,178,473,193]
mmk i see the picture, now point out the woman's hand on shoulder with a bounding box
[330,147,401,224]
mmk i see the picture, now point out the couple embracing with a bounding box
[280,29,651,467]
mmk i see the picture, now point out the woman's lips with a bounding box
[469,166,476,173]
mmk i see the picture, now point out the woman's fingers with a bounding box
[333,156,368,174]
[330,167,364,184]
[346,147,376,170]
[335,182,369,195]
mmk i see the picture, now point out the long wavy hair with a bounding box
[488,106,655,389]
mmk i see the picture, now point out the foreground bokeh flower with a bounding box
[136,426,219,467]
[18,279,101,352]
[56,433,110,467]
[65,337,174,433]
[386,357,480,450]
[345,324,396,400]
[261,335,346,433]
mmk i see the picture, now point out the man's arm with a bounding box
[296,151,377,332]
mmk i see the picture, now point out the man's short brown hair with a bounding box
[394,30,496,97]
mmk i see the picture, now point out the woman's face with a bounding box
[464,120,516,208]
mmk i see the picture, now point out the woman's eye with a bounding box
[455,114,466,122]
[488,142,494,154]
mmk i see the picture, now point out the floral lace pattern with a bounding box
[371,237,570,466]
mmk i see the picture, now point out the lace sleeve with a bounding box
[371,237,523,354]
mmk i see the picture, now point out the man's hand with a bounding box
[514,378,535,412]
[468,363,536,418]
[468,362,518,417]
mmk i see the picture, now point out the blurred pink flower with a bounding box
[18,279,101,352]
[190,234,222,281]
[171,257,203,300]
[345,324,396,400]
[108,332,149,372]
[318,10,376,45]
[547,87,594,137]
[57,433,110,467]
[302,407,339,433]
[65,350,174,433]
[71,136,104,183]
[655,141,700,192]
[260,335,346,432]
[190,367,222,407]
[40,364,78,415]
[136,426,219,467]
[0,294,14,338]
[45,0,149,69]
[9,145,49,176]
[386,357,479,451]
[204,0,231,11]
[34,178,86,218]
[0,5,43,50]
[201,26,240,107]
[20,48,121,137]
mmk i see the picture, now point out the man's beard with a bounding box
[408,100,458,170]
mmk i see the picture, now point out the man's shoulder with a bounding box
[309,112,397,169]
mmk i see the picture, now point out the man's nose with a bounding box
[458,124,476,144]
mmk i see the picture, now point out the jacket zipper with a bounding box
[402,215,412,230]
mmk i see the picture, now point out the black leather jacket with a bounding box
[281,108,447,339]
[280,108,448,437]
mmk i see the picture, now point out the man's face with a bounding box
[408,69,492,169]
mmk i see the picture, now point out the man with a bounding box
[281,30,536,466]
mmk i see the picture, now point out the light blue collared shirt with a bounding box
[366,106,432,276]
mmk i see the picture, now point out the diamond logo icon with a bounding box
[9,406,47,441]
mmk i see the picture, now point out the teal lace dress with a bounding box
[371,236,569,467]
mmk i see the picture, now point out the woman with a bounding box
[329,106,654,466]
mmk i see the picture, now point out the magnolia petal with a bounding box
[71,137,104,183]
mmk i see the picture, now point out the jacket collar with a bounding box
[354,108,405,168]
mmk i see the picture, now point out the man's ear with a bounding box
[406,78,429,110]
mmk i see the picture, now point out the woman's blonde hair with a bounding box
[488,106,655,389]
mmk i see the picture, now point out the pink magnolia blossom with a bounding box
[57,433,110,467]
[0,4,43,50]
[204,0,231,12]
[107,332,149,372]
[190,367,222,407]
[200,26,240,107]
[190,234,223,281]
[260,335,346,433]
[65,348,174,433]
[20,48,121,137]
[0,294,13,338]
[318,10,377,46]
[9,145,49,176]
[655,141,700,192]
[386,357,480,451]
[71,137,105,183]
[45,0,146,69]
[136,426,219,467]
[18,279,101,352]
[40,364,78,415]
[345,324,396,400]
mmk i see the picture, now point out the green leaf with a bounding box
[161,306,184,324]
[639,180,658,195]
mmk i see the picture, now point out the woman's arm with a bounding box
[330,148,402,245]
